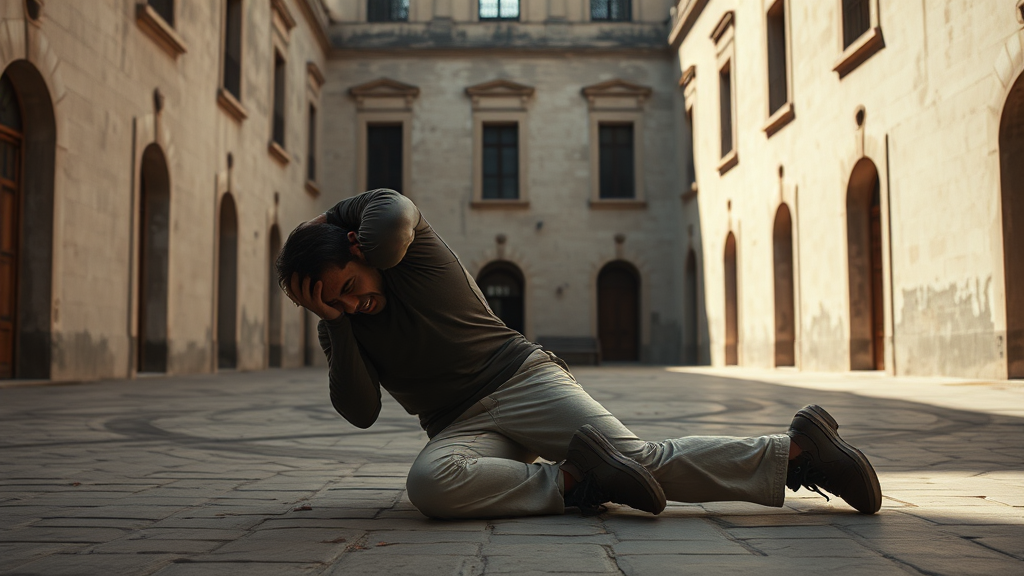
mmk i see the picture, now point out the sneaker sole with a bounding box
[575,424,667,515]
[795,405,881,514]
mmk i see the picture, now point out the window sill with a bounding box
[471,199,530,209]
[589,199,647,209]
[717,149,738,175]
[217,88,248,122]
[763,102,795,137]
[268,141,290,165]
[305,180,321,196]
[833,27,884,79]
[136,4,187,58]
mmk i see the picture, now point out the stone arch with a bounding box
[683,248,699,365]
[0,60,55,379]
[773,203,795,367]
[476,260,525,335]
[137,143,170,373]
[724,232,738,366]
[597,260,640,361]
[846,157,884,371]
[216,193,238,369]
[267,223,282,368]
[1000,69,1024,379]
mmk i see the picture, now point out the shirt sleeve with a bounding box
[323,188,420,270]
[317,317,382,429]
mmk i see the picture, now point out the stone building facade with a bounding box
[0,0,331,381]
[670,0,1023,379]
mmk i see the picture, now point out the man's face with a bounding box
[319,259,387,316]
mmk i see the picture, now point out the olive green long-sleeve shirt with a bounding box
[317,189,540,438]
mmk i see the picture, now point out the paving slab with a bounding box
[2,366,1022,575]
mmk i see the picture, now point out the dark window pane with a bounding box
[480,0,519,20]
[148,0,174,26]
[367,124,403,193]
[767,2,788,114]
[719,66,733,157]
[0,74,22,132]
[272,53,286,146]
[591,0,631,21]
[842,0,870,49]
[307,105,317,182]
[598,124,634,199]
[223,0,243,99]
[482,124,518,200]
[368,0,409,22]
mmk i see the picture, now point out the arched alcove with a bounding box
[1000,72,1024,379]
[477,261,525,335]
[846,158,884,370]
[267,224,282,368]
[0,61,55,379]
[217,194,238,370]
[597,260,640,361]
[683,249,699,365]
[724,232,738,366]
[137,144,170,373]
[773,204,795,367]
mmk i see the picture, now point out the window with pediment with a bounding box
[582,79,651,207]
[466,80,534,207]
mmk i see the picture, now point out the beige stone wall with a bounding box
[673,0,1019,378]
[320,52,687,362]
[0,1,329,381]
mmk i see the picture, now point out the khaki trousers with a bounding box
[406,350,790,519]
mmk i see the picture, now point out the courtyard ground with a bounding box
[1,365,1022,575]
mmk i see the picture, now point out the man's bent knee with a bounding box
[406,452,476,519]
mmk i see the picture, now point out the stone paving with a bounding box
[1,366,1022,575]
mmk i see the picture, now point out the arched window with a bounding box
[477,261,525,335]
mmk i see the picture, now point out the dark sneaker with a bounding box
[563,424,666,516]
[786,404,882,514]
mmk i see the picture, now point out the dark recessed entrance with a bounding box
[724,232,738,366]
[267,224,282,368]
[773,204,795,367]
[846,158,884,370]
[598,260,639,361]
[137,144,170,373]
[477,261,525,335]
[1000,73,1024,379]
[217,194,238,369]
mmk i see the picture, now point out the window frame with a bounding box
[305,62,324,195]
[478,0,520,21]
[762,0,794,137]
[217,0,248,122]
[711,11,738,175]
[590,0,633,22]
[582,79,650,208]
[467,80,533,208]
[832,0,884,78]
[268,47,289,164]
[136,0,187,58]
[680,65,698,201]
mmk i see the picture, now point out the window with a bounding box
[599,124,634,199]
[307,104,317,183]
[591,0,631,21]
[367,124,403,192]
[711,11,737,173]
[148,0,174,27]
[842,0,870,49]
[482,124,519,199]
[271,52,286,148]
[479,0,519,20]
[368,0,409,22]
[223,0,243,100]
[719,63,732,158]
[766,2,787,115]
[681,66,698,199]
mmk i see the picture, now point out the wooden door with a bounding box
[0,131,19,379]
[598,262,639,361]
[870,199,885,370]
[724,233,739,365]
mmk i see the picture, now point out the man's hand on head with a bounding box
[287,272,343,321]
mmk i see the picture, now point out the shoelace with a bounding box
[786,456,836,503]
[564,475,609,517]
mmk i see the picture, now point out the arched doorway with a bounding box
[683,249,699,365]
[773,204,795,367]
[724,233,738,366]
[217,194,238,369]
[597,261,639,361]
[477,261,525,334]
[137,144,170,373]
[1001,74,1024,379]
[267,224,282,367]
[0,62,55,380]
[846,158,884,370]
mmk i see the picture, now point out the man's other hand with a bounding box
[287,272,342,321]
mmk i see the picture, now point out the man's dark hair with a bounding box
[276,221,356,291]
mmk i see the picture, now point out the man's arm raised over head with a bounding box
[324,188,419,269]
